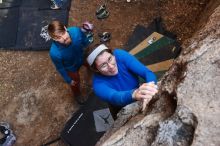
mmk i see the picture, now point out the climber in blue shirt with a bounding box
[86,44,158,119]
[48,20,90,104]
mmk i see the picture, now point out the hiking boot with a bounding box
[99,32,111,43]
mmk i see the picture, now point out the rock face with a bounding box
[177,7,220,145]
[97,4,220,146]
[0,0,218,145]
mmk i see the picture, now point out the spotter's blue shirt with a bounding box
[93,49,157,106]
[49,27,89,84]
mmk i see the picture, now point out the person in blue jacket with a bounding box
[48,20,90,104]
[86,44,158,119]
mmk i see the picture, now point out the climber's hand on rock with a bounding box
[132,82,158,111]
[132,82,158,101]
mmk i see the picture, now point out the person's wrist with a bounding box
[132,89,138,100]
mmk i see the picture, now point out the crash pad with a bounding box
[124,18,181,79]
[0,0,71,50]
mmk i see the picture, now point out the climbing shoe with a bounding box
[81,21,94,33]
[96,4,109,19]
[96,4,106,15]
[50,4,61,9]
[86,32,94,43]
[98,32,111,43]
[96,10,109,19]
[0,122,16,146]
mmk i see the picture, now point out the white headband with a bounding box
[87,44,108,66]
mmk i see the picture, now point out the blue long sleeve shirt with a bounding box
[49,27,89,84]
[93,49,157,106]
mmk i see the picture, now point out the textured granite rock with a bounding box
[97,4,220,146]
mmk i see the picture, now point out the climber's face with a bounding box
[95,51,118,76]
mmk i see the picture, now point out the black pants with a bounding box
[108,104,123,120]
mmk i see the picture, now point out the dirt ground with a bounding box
[0,0,213,145]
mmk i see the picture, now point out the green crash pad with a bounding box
[129,32,181,79]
